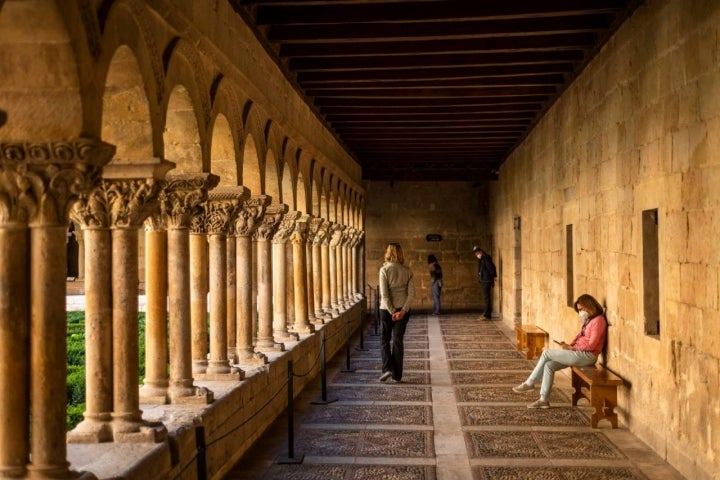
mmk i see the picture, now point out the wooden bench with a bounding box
[571,365,624,428]
[515,325,548,360]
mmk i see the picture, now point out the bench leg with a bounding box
[589,385,619,428]
[571,375,584,406]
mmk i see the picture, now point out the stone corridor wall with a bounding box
[363,181,493,312]
[489,0,720,478]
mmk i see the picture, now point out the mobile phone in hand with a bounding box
[553,339,561,344]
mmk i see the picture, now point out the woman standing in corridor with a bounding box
[378,243,415,382]
[428,254,443,315]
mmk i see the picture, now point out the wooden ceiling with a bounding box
[233,0,642,182]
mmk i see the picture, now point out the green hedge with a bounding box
[66,312,147,430]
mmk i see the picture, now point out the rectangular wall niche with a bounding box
[642,209,660,336]
[566,224,574,307]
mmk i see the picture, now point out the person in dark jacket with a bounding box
[427,254,443,315]
[473,246,496,320]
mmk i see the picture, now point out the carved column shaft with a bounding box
[226,235,237,362]
[0,225,29,475]
[272,210,300,343]
[190,232,209,373]
[254,204,286,351]
[111,227,142,431]
[291,216,313,333]
[140,223,168,404]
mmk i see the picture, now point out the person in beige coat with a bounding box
[378,243,415,382]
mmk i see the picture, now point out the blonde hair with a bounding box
[384,243,405,264]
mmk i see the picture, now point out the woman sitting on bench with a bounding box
[512,293,608,409]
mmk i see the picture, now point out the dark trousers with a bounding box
[380,309,410,381]
[480,281,493,317]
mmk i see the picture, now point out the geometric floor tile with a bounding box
[446,349,525,360]
[452,371,531,385]
[244,464,437,480]
[455,385,568,403]
[449,359,536,370]
[445,342,515,350]
[472,466,648,480]
[297,428,434,457]
[351,359,430,371]
[304,404,432,425]
[330,371,431,385]
[460,405,590,427]
[465,431,625,459]
[330,385,431,402]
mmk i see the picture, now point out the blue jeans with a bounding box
[527,349,597,398]
[380,309,410,381]
[431,281,442,313]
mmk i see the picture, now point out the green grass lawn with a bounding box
[66,312,146,430]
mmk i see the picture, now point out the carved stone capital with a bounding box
[329,223,346,247]
[352,229,365,248]
[312,219,330,246]
[202,186,250,235]
[234,195,270,237]
[0,138,114,226]
[289,214,310,245]
[161,173,219,229]
[272,210,301,244]
[253,203,288,241]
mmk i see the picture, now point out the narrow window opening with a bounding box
[642,209,660,336]
[566,224,574,307]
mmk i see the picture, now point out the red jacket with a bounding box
[570,315,607,356]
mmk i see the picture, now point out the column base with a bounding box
[26,464,97,480]
[67,416,114,443]
[227,349,239,364]
[255,342,285,353]
[112,421,168,443]
[192,360,208,375]
[274,331,299,343]
[194,370,244,382]
[238,351,269,365]
[169,385,215,404]
[139,383,170,405]
[292,323,315,334]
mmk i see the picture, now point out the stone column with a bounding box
[196,187,248,380]
[271,210,300,343]
[75,226,86,281]
[305,217,321,325]
[319,221,333,317]
[98,164,170,443]
[139,215,169,404]
[340,227,351,308]
[358,230,366,299]
[352,230,365,299]
[2,139,111,476]
[233,195,269,364]
[190,224,209,374]
[290,214,314,334]
[253,203,287,352]
[226,234,237,363]
[313,219,330,320]
[69,203,113,441]
[163,174,217,404]
[328,223,344,314]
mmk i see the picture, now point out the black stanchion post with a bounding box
[355,310,367,351]
[311,330,338,405]
[372,286,380,336]
[340,316,356,373]
[276,360,304,464]
[195,426,207,480]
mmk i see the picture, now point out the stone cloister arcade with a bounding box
[0,0,365,478]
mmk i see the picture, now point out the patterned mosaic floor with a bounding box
[224,314,686,480]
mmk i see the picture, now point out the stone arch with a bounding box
[264,124,284,203]
[209,113,237,186]
[210,79,245,187]
[162,40,211,172]
[91,0,165,146]
[0,0,83,139]
[296,150,313,214]
[264,149,280,202]
[101,45,153,162]
[242,134,262,195]
[163,84,203,173]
